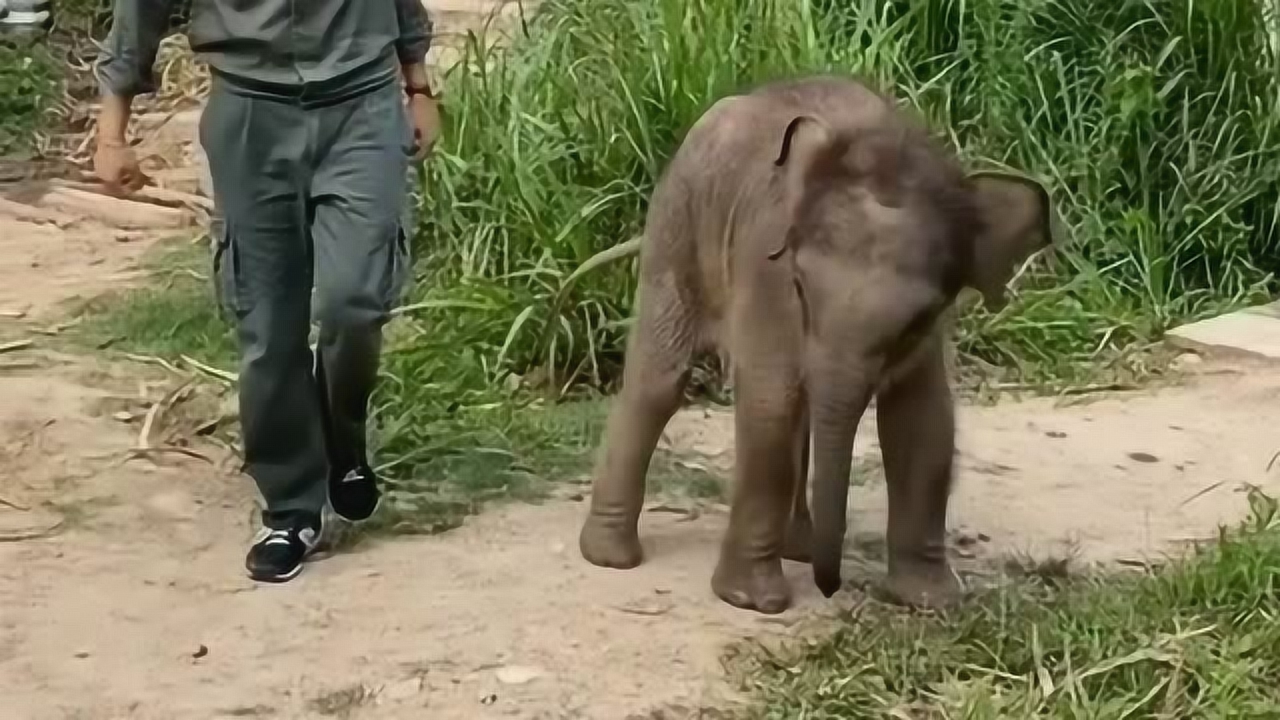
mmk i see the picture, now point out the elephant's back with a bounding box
[681,76,893,162]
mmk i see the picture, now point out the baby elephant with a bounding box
[578,75,1059,614]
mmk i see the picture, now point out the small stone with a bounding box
[1128,452,1160,464]
[495,665,543,686]
[480,693,498,705]
[192,644,209,659]
[74,650,90,659]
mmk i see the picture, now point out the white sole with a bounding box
[252,563,304,583]
[0,11,50,23]
[246,516,324,583]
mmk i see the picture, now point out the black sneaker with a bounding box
[245,516,322,583]
[329,464,382,523]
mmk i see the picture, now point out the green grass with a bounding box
[400,0,1280,407]
[0,0,110,154]
[60,0,1280,526]
[39,2,1280,713]
[68,243,723,536]
[0,41,61,154]
[729,489,1280,719]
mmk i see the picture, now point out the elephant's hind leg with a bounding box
[580,271,696,570]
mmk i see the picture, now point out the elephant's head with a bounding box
[771,114,1059,597]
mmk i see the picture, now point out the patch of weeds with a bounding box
[74,277,237,366]
[69,241,237,368]
[0,41,61,154]
[730,489,1280,719]
[647,453,726,501]
[307,684,376,719]
[851,452,884,487]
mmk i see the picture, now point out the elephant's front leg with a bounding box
[783,399,814,563]
[711,363,803,615]
[580,275,694,570]
[876,336,962,608]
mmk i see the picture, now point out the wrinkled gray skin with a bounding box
[578,76,1057,614]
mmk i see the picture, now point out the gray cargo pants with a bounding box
[201,78,413,529]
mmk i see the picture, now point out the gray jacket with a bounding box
[96,0,433,98]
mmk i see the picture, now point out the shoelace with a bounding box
[263,529,295,547]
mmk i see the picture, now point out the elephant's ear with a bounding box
[967,170,1061,310]
[770,115,840,259]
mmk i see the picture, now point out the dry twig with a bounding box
[0,518,65,543]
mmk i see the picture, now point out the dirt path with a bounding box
[5,2,1280,717]
[4,340,1280,720]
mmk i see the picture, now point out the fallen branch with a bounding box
[42,185,192,229]
[180,355,238,384]
[137,378,195,450]
[123,353,184,376]
[0,495,31,512]
[194,411,238,437]
[0,339,33,355]
[60,177,216,213]
[613,600,674,617]
[127,445,215,464]
[0,518,65,543]
[32,319,81,337]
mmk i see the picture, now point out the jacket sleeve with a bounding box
[94,0,176,97]
[394,0,434,65]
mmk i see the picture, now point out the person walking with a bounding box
[93,0,441,583]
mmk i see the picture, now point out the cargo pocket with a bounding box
[211,223,242,322]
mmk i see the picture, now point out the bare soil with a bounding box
[5,2,1280,717]
[4,312,1280,720]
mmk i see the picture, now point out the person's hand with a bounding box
[94,139,150,196]
[408,94,441,162]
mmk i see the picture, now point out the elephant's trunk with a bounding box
[809,367,874,598]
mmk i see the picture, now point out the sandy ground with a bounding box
[4,314,1280,720]
[5,1,1280,716]
[6,202,1280,720]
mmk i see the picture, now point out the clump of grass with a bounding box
[70,242,238,366]
[68,244,722,534]
[731,488,1280,718]
[75,275,237,365]
[0,42,61,154]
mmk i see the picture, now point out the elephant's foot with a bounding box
[579,514,643,569]
[782,514,813,563]
[885,557,962,610]
[712,552,792,615]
